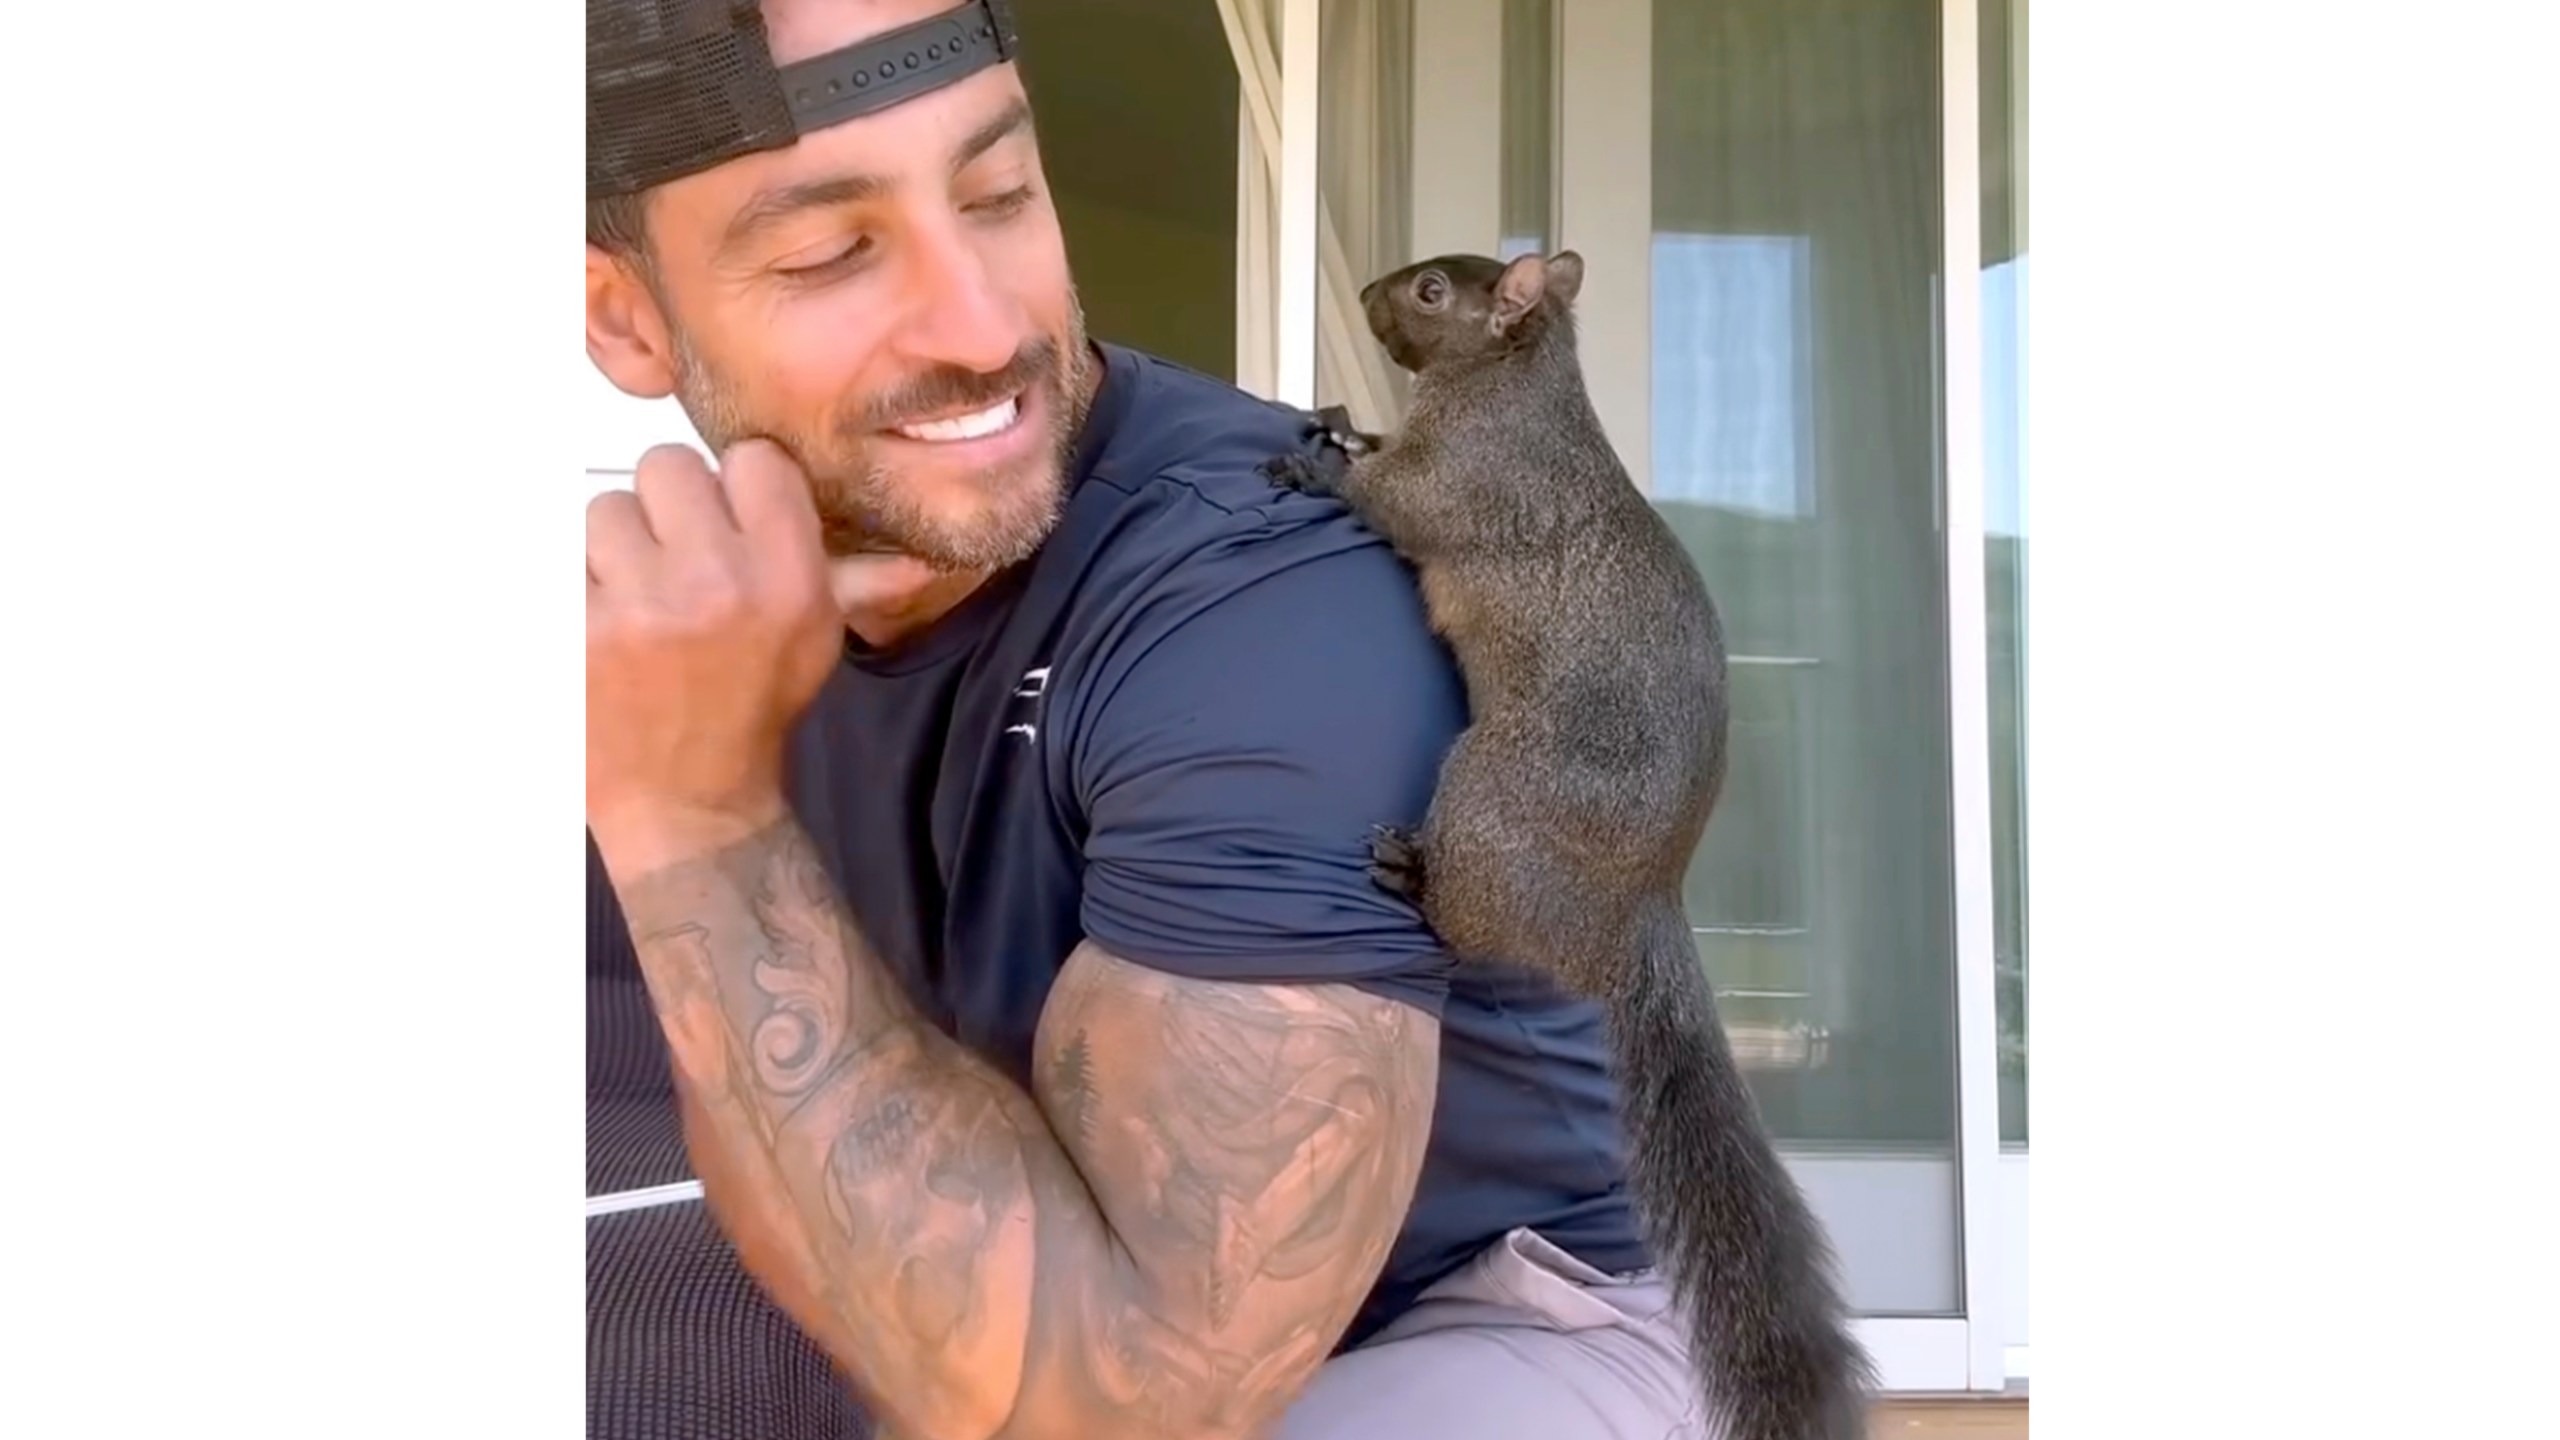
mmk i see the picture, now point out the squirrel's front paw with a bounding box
[1314,404,1381,459]
[1260,449,1349,497]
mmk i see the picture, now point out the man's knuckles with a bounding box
[589,442,831,642]
[633,442,719,489]
[591,551,832,637]
[585,488,653,553]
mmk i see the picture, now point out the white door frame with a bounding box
[1939,0,2012,1394]
[1220,0,1398,425]
[1228,0,2017,1395]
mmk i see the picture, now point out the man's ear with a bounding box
[586,245,679,400]
[1492,253,1549,334]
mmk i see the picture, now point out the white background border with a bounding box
[9,2,2558,1435]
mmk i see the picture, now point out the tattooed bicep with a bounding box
[1030,943,1439,1356]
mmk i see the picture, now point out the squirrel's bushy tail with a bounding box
[1605,899,1874,1440]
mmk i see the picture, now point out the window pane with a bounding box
[1323,0,1967,1317]
[1982,0,2030,1147]
[1653,0,1960,1314]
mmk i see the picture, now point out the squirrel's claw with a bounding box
[1368,823,1427,901]
[1260,448,1350,497]
[1315,404,1382,458]
[1260,405,1378,497]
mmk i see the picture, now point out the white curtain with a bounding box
[1218,0,1404,428]
[1314,0,1413,429]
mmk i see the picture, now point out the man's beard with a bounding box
[666,299,1091,573]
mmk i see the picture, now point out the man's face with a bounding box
[592,0,1088,573]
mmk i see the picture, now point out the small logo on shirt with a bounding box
[1007,665,1050,743]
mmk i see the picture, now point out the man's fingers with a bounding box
[720,439,826,556]
[633,443,740,541]
[585,489,657,585]
[589,443,721,587]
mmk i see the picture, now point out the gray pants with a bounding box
[1280,1228,1707,1438]
[591,1189,1703,1439]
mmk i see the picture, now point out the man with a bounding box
[583,1,1705,1436]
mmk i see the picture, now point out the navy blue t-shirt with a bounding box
[589,343,1646,1354]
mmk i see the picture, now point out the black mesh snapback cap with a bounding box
[588,0,1022,200]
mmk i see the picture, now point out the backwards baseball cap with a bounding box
[587,0,1023,200]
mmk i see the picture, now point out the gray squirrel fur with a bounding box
[1261,250,1875,1440]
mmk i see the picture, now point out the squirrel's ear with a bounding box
[1493,254,1549,332]
[1545,250,1585,307]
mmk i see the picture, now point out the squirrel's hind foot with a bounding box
[1368,823,1427,901]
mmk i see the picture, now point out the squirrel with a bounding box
[1261,251,1874,1440]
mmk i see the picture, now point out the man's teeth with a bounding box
[895,397,1019,442]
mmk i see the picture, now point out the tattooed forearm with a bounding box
[601,816,1439,1440]
[613,819,1041,1440]
[1012,948,1438,1437]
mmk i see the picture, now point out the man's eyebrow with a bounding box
[718,98,1036,258]
[721,172,889,255]
[952,95,1035,175]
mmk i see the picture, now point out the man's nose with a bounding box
[893,217,1022,377]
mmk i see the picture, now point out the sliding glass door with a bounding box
[1288,0,2014,1390]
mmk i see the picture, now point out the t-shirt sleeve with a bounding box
[1069,527,1462,1016]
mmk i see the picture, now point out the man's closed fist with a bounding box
[585,440,843,861]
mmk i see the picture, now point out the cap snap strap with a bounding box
[777,0,1020,135]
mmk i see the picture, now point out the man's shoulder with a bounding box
[1042,346,1458,738]
[1029,353,1463,1010]
[1078,364,1429,645]
[1081,345,1332,521]
[1058,505,1462,761]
